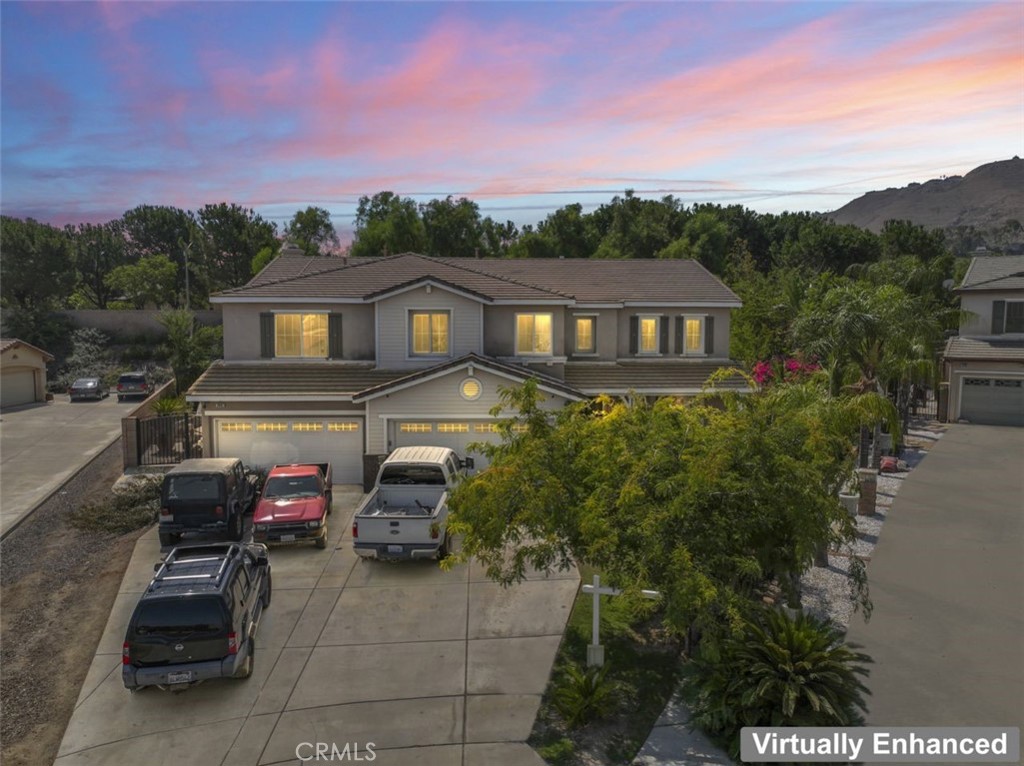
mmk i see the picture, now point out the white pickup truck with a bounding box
[352,446,472,560]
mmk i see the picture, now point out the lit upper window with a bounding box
[575,317,595,353]
[411,312,450,355]
[516,313,553,355]
[685,318,702,352]
[639,317,658,353]
[275,314,327,358]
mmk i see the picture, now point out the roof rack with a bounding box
[151,544,240,589]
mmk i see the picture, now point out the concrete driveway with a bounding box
[54,486,579,766]
[0,395,131,537]
[845,424,1023,731]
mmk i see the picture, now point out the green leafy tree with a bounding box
[776,218,881,274]
[591,192,686,259]
[284,206,338,256]
[158,309,222,395]
[251,245,280,276]
[420,196,483,258]
[350,192,426,258]
[479,217,519,258]
[683,609,872,759]
[70,220,130,309]
[0,216,76,311]
[657,210,730,275]
[120,205,199,306]
[196,202,278,290]
[879,219,947,262]
[106,254,179,309]
[535,203,599,259]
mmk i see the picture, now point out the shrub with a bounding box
[682,608,872,759]
[151,395,188,414]
[70,476,162,535]
[536,737,576,765]
[552,662,618,729]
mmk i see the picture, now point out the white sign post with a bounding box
[581,574,660,667]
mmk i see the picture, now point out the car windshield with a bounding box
[73,379,96,387]
[263,475,320,498]
[166,474,223,501]
[134,598,224,636]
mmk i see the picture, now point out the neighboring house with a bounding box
[187,253,745,484]
[943,255,1024,426]
[0,338,53,409]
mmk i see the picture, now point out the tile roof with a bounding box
[564,361,748,394]
[0,338,54,360]
[187,362,405,399]
[943,337,1024,362]
[216,253,741,305]
[957,255,1024,291]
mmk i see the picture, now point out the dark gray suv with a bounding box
[122,542,271,691]
[159,458,255,547]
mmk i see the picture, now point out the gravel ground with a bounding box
[801,420,947,631]
[0,438,148,766]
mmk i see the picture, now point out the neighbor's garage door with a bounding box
[213,417,364,483]
[392,420,512,470]
[1,370,36,408]
[960,377,1024,426]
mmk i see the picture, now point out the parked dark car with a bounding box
[122,542,271,691]
[159,458,256,546]
[116,371,153,402]
[69,377,108,401]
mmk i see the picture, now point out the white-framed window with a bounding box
[410,311,450,355]
[683,316,704,354]
[275,313,328,358]
[516,313,553,355]
[575,316,596,354]
[639,316,659,354]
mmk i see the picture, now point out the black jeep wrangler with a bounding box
[159,458,255,547]
[122,542,271,691]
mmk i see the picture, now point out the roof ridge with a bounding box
[218,254,401,295]
[433,256,575,299]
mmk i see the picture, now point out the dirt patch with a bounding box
[0,440,148,766]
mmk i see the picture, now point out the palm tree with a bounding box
[684,608,872,759]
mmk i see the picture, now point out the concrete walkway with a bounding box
[0,395,127,537]
[54,487,579,766]
[844,424,1024,730]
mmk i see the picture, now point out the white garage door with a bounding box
[1,370,36,408]
[392,420,512,470]
[960,377,1024,426]
[213,417,364,483]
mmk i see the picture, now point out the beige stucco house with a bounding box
[187,253,745,484]
[943,255,1024,425]
[0,338,53,408]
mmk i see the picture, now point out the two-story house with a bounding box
[187,253,745,484]
[943,254,1024,425]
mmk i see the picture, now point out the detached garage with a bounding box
[0,339,52,409]
[212,417,364,483]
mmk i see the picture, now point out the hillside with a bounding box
[829,158,1024,252]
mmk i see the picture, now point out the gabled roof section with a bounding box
[957,255,1024,292]
[352,353,584,402]
[0,338,54,361]
[187,361,405,401]
[215,253,569,303]
[943,337,1024,362]
[213,253,740,306]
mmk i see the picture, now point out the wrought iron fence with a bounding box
[135,413,202,465]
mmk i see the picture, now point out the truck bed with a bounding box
[360,503,435,517]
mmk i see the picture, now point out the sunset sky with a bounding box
[1,1,1021,238]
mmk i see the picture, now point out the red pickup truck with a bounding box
[252,463,332,549]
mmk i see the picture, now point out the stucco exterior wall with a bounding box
[220,302,374,361]
[481,305,567,358]
[959,291,1024,338]
[0,346,50,405]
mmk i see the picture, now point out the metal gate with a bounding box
[135,414,202,465]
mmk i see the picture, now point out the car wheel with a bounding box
[230,510,244,541]
[325,492,333,516]
[235,638,255,679]
[262,573,272,608]
[117,395,124,403]
[315,525,328,550]
[438,532,450,560]
[159,530,181,548]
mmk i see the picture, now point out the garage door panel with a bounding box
[960,378,1024,426]
[1,370,36,408]
[214,418,364,483]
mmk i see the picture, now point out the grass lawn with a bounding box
[529,565,683,765]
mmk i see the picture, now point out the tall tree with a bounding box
[879,219,947,262]
[591,192,686,259]
[0,216,76,311]
[350,192,426,258]
[420,196,483,258]
[284,206,338,256]
[120,205,199,306]
[106,254,179,309]
[197,203,278,290]
[657,210,730,274]
[70,220,129,309]
[159,309,222,395]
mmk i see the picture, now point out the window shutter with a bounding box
[629,316,638,354]
[259,313,274,358]
[991,300,1005,335]
[704,316,715,355]
[659,317,669,354]
[328,314,344,359]
[674,317,684,354]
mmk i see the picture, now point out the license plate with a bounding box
[280,534,295,542]
[387,544,404,554]
[167,671,193,684]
